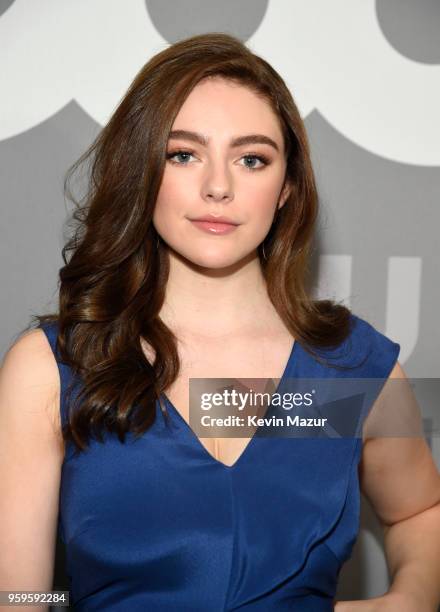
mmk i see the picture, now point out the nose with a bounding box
[201,158,234,204]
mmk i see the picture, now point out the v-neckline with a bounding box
[161,339,300,471]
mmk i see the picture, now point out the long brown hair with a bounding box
[28,32,354,453]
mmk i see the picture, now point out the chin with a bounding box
[185,249,245,270]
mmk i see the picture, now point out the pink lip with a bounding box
[190,220,239,235]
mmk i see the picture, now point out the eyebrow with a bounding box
[168,129,280,152]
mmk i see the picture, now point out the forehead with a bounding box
[171,77,284,145]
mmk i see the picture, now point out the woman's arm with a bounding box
[0,329,64,612]
[359,361,440,609]
[382,500,440,609]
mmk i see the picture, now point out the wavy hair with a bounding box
[29,32,355,454]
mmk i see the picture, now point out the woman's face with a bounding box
[153,77,291,269]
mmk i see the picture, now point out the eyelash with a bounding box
[165,149,270,171]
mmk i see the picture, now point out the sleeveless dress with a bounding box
[39,312,400,611]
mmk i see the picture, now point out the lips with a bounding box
[189,218,239,235]
[190,216,238,225]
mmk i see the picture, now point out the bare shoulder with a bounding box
[361,359,407,444]
[388,360,407,379]
[0,327,63,448]
[0,328,64,590]
[360,360,440,526]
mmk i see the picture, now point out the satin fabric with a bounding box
[40,313,400,610]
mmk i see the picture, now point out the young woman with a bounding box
[1,33,439,611]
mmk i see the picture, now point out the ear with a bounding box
[277,180,292,211]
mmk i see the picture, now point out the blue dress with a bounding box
[39,313,400,611]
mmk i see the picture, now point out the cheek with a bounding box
[153,178,186,227]
[243,170,283,207]
[152,189,173,239]
[247,185,279,224]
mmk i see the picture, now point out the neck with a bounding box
[158,248,278,339]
